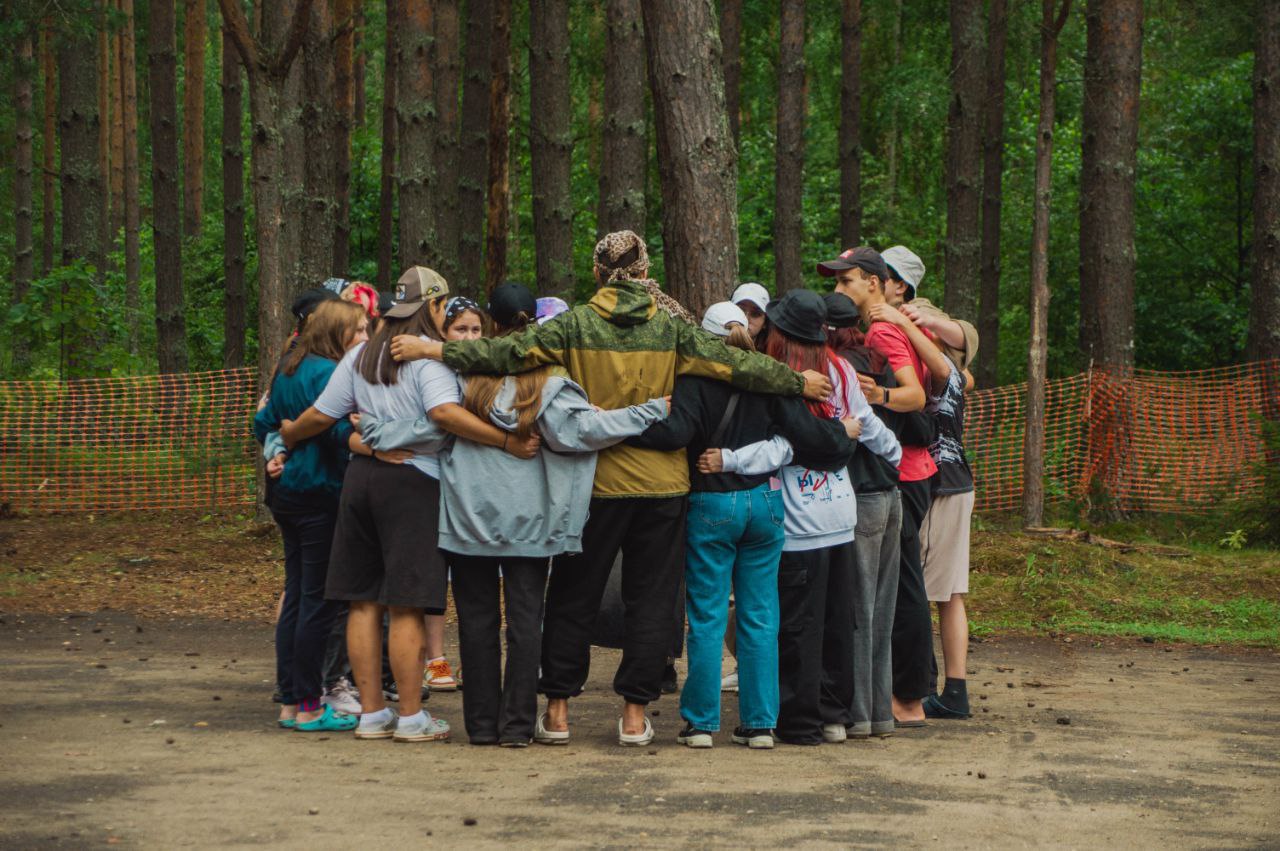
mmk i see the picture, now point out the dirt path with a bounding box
[2,612,1277,848]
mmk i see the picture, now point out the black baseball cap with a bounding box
[291,287,339,325]
[823,292,860,328]
[765,289,828,344]
[816,246,891,282]
[487,281,538,327]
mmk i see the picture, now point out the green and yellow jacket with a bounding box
[442,278,806,498]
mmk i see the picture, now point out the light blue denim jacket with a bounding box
[359,370,667,557]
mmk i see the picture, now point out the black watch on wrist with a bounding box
[883,387,891,407]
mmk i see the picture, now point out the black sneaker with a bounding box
[382,678,399,702]
[661,662,679,695]
[731,727,775,749]
[676,723,713,748]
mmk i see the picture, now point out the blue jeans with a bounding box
[680,484,785,731]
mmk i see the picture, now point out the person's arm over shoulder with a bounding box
[539,379,668,453]
[865,324,927,412]
[441,314,570,375]
[628,375,708,451]
[673,321,804,396]
[769,396,856,472]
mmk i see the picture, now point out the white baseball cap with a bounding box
[701,301,750,337]
[880,246,926,298]
[731,282,770,313]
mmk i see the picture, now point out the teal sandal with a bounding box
[278,717,297,729]
[295,704,359,732]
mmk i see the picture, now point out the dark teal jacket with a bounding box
[253,354,354,507]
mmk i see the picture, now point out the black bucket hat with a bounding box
[765,289,828,344]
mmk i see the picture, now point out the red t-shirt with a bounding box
[864,322,938,483]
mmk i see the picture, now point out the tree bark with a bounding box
[377,0,399,286]
[976,0,1008,389]
[774,0,805,294]
[1024,0,1071,528]
[221,23,246,368]
[120,0,141,354]
[643,0,737,317]
[1079,0,1142,372]
[332,0,355,275]
[884,0,904,222]
[218,0,315,384]
[13,20,35,371]
[457,0,493,295]
[597,0,646,238]
[483,0,512,294]
[299,0,337,285]
[396,0,437,267]
[41,22,57,277]
[151,0,188,373]
[433,0,461,285]
[98,1,112,255]
[109,6,125,239]
[943,0,984,321]
[528,0,574,295]
[352,4,366,128]
[183,0,206,236]
[839,0,861,248]
[1248,0,1280,363]
[719,0,741,150]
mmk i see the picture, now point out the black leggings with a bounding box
[892,477,935,701]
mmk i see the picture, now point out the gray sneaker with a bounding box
[323,677,362,716]
[354,710,398,740]
[393,711,451,743]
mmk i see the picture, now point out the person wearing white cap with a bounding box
[879,245,979,377]
[731,282,770,341]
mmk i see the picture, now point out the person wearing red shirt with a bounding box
[818,246,935,728]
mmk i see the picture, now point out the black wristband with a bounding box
[883,387,891,407]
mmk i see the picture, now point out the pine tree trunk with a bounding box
[377,0,399,287]
[774,0,805,294]
[433,0,461,285]
[457,0,493,296]
[643,0,737,317]
[109,7,125,239]
[221,23,246,368]
[1023,0,1070,528]
[396,0,437,267]
[483,0,512,294]
[98,2,112,256]
[597,0,646,238]
[219,0,315,384]
[976,0,1007,389]
[352,5,366,128]
[13,21,35,371]
[150,0,188,373]
[839,0,861,248]
[332,0,354,275]
[1079,0,1142,372]
[183,0,206,236]
[121,0,141,354]
[300,0,338,285]
[528,0,574,295]
[885,0,903,222]
[1248,0,1280,364]
[41,22,57,277]
[943,0,984,320]
[719,0,741,150]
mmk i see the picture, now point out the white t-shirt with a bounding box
[315,340,461,479]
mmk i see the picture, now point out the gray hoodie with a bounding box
[359,368,667,558]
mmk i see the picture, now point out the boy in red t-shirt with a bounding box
[817,246,936,727]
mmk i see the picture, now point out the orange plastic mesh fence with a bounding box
[0,362,1275,514]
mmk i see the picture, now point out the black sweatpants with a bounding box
[449,553,550,744]
[539,496,687,705]
[892,477,935,700]
[776,542,857,744]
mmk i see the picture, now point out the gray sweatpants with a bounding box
[849,489,902,736]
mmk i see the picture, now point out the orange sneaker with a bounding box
[424,657,459,692]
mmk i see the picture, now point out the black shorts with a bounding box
[326,455,448,612]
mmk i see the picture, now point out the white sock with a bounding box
[399,710,427,727]
[359,707,394,726]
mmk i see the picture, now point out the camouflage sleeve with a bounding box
[672,320,804,396]
[441,315,570,375]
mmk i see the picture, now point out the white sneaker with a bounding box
[322,677,362,716]
[534,712,570,745]
[721,671,739,692]
[354,709,398,740]
[392,710,451,743]
[618,716,655,747]
[822,723,848,743]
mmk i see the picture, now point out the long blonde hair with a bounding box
[462,313,550,440]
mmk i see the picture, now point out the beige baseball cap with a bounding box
[385,266,449,318]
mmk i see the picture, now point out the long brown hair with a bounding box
[462,313,550,439]
[281,300,365,376]
[357,297,447,386]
